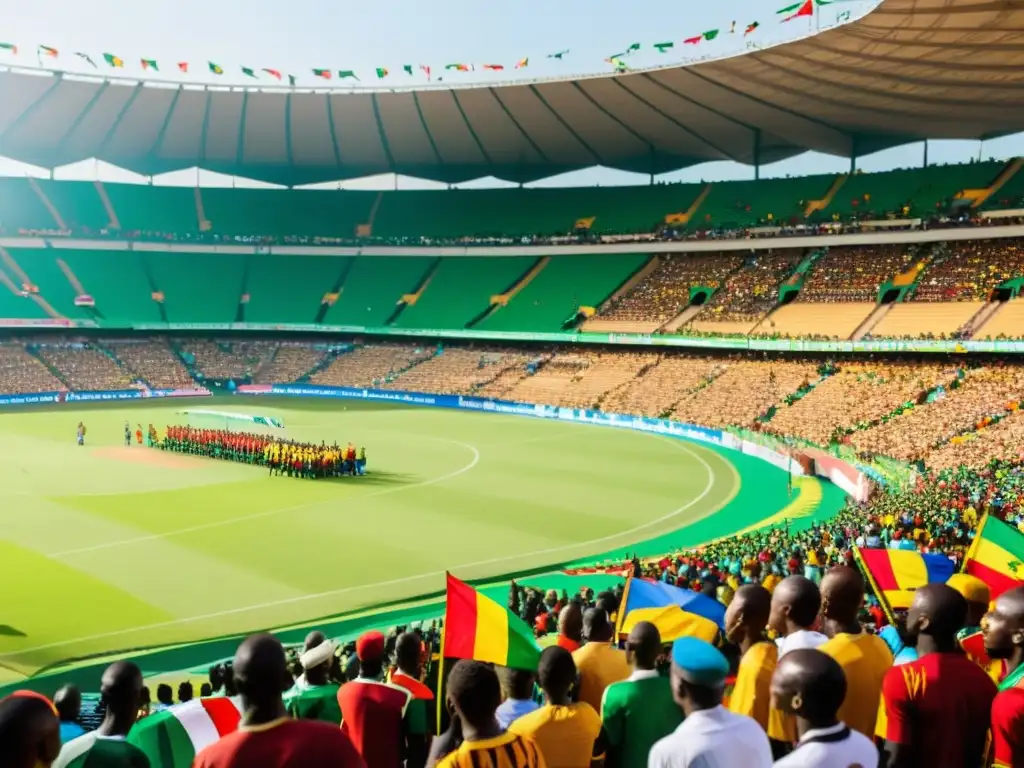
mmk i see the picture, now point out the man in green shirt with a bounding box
[600,621,682,768]
[54,661,150,767]
[282,635,341,724]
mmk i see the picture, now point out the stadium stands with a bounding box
[51,249,163,325]
[913,239,1024,302]
[380,347,533,394]
[310,344,435,387]
[756,302,876,340]
[34,342,133,391]
[244,254,349,325]
[104,339,195,389]
[254,344,330,385]
[0,342,65,393]
[976,297,1024,339]
[182,340,275,381]
[798,245,918,303]
[600,355,720,417]
[867,301,984,339]
[146,253,247,324]
[322,257,435,327]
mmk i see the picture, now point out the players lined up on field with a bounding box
[159,425,367,478]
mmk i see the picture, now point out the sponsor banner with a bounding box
[151,388,212,398]
[0,392,60,406]
[236,384,274,395]
[739,440,807,476]
[66,389,146,402]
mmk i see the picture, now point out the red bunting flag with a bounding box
[262,68,282,80]
[177,62,189,73]
[482,64,504,71]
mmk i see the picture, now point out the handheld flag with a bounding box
[403,65,414,75]
[853,547,955,618]
[626,42,641,53]
[964,514,1024,598]
[443,573,541,670]
[126,698,242,768]
[616,577,726,644]
[288,74,296,86]
[684,35,703,44]
[104,53,124,68]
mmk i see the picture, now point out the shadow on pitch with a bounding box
[313,470,415,487]
[0,625,26,638]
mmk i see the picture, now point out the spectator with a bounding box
[0,692,62,768]
[337,630,411,768]
[284,636,341,724]
[724,585,777,734]
[509,646,604,765]
[572,608,630,712]
[600,621,681,768]
[983,585,1024,768]
[432,660,544,768]
[879,584,996,768]
[192,633,364,768]
[389,632,432,768]
[769,650,878,768]
[54,661,150,768]
[818,566,893,738]
[557,603,584,653]
[648,637,772,768]
[53,685,85,744]
[289,632,327,693]
[153,685,174,712]
[200,684,213,697]
[495,667,539,730]
[177,682,193,704]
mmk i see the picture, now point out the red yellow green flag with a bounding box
[964,514,1024,598]
[443,573,540,670]
[104,53,125,68]
[0,43,17,55]
[39,45,59,58]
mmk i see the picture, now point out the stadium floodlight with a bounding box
[176,409,286,436]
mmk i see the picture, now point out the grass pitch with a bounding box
[0,396,748,681]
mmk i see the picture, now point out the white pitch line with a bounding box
[3,437,730,659]
[45,437,481,558]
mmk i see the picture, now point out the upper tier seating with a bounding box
[0,343,65,394]
[693,175,833,230]
[310,344,435,387]
[254,345,329,384]
[975,299,1024,340]
[182,340,276,380]
[322,257,434,327]
[146,253,246,324]
[381,348,533,395]
[244,255,348,325]
[758,302,875,339]
[104,340,195,389]
[868,302,983,338]
[689,250,802,333]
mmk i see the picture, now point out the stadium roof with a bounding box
[1,0,1023,185]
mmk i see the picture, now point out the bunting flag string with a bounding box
[2,5,839,86]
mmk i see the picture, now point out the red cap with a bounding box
[356,631,386,661]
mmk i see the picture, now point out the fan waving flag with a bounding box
[126,698,242,768]
[616,577,725,644]
[964,514,1024,598]
[853,547,955,614]
[444,573,540,669]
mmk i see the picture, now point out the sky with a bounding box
[1,0,1022,189]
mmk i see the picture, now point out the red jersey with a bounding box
[193,717,365,768]
[337,678,411,768]
[881,651,997,768]
[992,687,1024,768]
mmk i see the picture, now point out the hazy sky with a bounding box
[1,0,1021,188]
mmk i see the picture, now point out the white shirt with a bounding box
[776,629,828,657]
[772,723,878,768]
[648,705,773,768]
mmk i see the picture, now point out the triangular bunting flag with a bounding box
[313,68,332,79]
[515,58,529,69]
[262,68,282,80]
[403,65,414,75]
[653,42,674,53]
[376,67,389,78]
[38,45,59,58]
[177,62,189,73]
[103,53,124,68]
[338,70,359,80]
[209,62,224,75]
[0,43,17,55]
[547,49,569,60]
[141,59,158,71]
[778,0,814,20]
[745,21,760,35]
[75,52,96,68]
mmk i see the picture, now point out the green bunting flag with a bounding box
[241,66,256,78]
[703,29,720,41]
[141,58,158,71]
[312,68,331,79]
[103,53,124,68]
[376,67,389,78]
[547,49,569,59]
[626,43,641,53]
[777,0,814,20]
[338,70,359,80]
[209,62,223,74]
[0,43,17,55]
[75,52,96,67]
[288,74,297,86]
[653,42,674,53]
[403,65,413,75]
[745,21,760,34]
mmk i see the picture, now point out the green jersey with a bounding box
[54,733,151,768]
[600,672,682,768]
[283,683,342,725]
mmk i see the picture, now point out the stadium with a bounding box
[2,0,1024,765]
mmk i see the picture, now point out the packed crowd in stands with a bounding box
[0,343,65,394]
[34,343,135,391]
[913,239,1024,302]
[697,251,803,324]
[797,245,922,303]
[103,340,196,390]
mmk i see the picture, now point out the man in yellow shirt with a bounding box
[572,609,630,713]
[510,646,605,767]
[818,566,892,737]
[725,585,778,733]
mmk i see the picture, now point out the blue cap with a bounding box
[670,637,729,687]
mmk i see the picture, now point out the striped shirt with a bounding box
[435,732,547,768]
